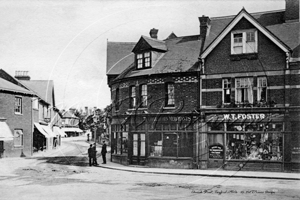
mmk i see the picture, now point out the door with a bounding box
[132,133,146,165]
[208,134,224,168]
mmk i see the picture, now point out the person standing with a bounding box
[92,143,99,166]
[88,144,93,166]
[101,140,107,164]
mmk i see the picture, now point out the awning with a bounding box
[0,121,14,141]
[53,127,67,137]
[34,123,50,138]
[42,125,57,137]
[62,127,83,133]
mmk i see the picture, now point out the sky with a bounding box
[0,0,285,110]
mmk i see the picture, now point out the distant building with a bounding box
[106,0,300,171]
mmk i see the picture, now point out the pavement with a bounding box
[2,136,300,181]
[96,159,300,181]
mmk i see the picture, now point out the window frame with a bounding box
[13,129,23,147]
[231,29,258,55]
[165,82,175,107]
[257,77,267,102]
[139,84,147,108]
[136,51,152,70]
[129,85,136,109]
[115,88,120,111]
[222,78,232,104]
[235,77,254,104]
[14,96,23,115]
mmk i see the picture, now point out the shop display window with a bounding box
[226,123,283,161]
[150,133,162,156]
[149,132,193,157]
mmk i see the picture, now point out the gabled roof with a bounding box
[0,77,35,95]
[132,36,168,52]
[20,80,55,106]
[200,8,291,59]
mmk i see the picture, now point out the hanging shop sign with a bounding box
[209,144,224,159]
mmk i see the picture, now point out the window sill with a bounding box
[14,113,23,116]
[230,53,258,61]
[163,106,175,110]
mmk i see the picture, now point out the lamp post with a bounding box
[92,115,98,144]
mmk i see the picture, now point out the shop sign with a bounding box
[155,116,191,122]
[209,144,224,159]
[223,113,266,120]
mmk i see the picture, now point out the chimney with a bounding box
[199,15,210,38]
[149,28,158,39]
[285,0,299,22]
[15,71,30,81]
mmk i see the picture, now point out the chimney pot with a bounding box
[149,28,158,39]
[15,70,30,81]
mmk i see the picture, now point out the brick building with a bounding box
[0,70,37,157]
[106,0,300,171]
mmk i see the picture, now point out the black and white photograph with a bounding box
[0,0,299,199]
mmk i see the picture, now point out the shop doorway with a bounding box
[131,133,146,165]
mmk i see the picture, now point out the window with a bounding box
[165,83,175,107]
[32,98,38,110]
[15,96,22,114]
[129,86,136,108]
[235,78,253,104]
[257,77,267,102]
[150,132,193,157]
[115,88,119,111]
[136,52,151,69]
[112,125,128,155]
[14,129,23,147]
[231,30,257,54]
[223,79,231,104]
[139,84,147,107]
[226,123,283,161]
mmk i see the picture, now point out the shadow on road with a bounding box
[31,156,90,167]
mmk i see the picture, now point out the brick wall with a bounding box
[111,74,198,115]
[0,92,33,157]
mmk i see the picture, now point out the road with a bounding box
[0,136,299,200]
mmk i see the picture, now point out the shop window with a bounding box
[136,52,151,69]
[14,129,23,147]
[235,78,253,104]
[257,77,267,102]
[226,123,283,161]
[150,132,193,157]
[165,83,175,107]
[139,84,147,107]
[231,30,257,54]
[122,132,128,153]
[150,133,162,156]
[223,78,231,104]
[15,96,22,114]
[129,86,136,109]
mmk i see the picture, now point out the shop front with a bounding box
[203,112,285,172]
[110,114,196,168]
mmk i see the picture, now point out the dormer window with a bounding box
[231,30,257,54]
[136,52,151,69]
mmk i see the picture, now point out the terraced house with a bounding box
[106,0,300,172]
